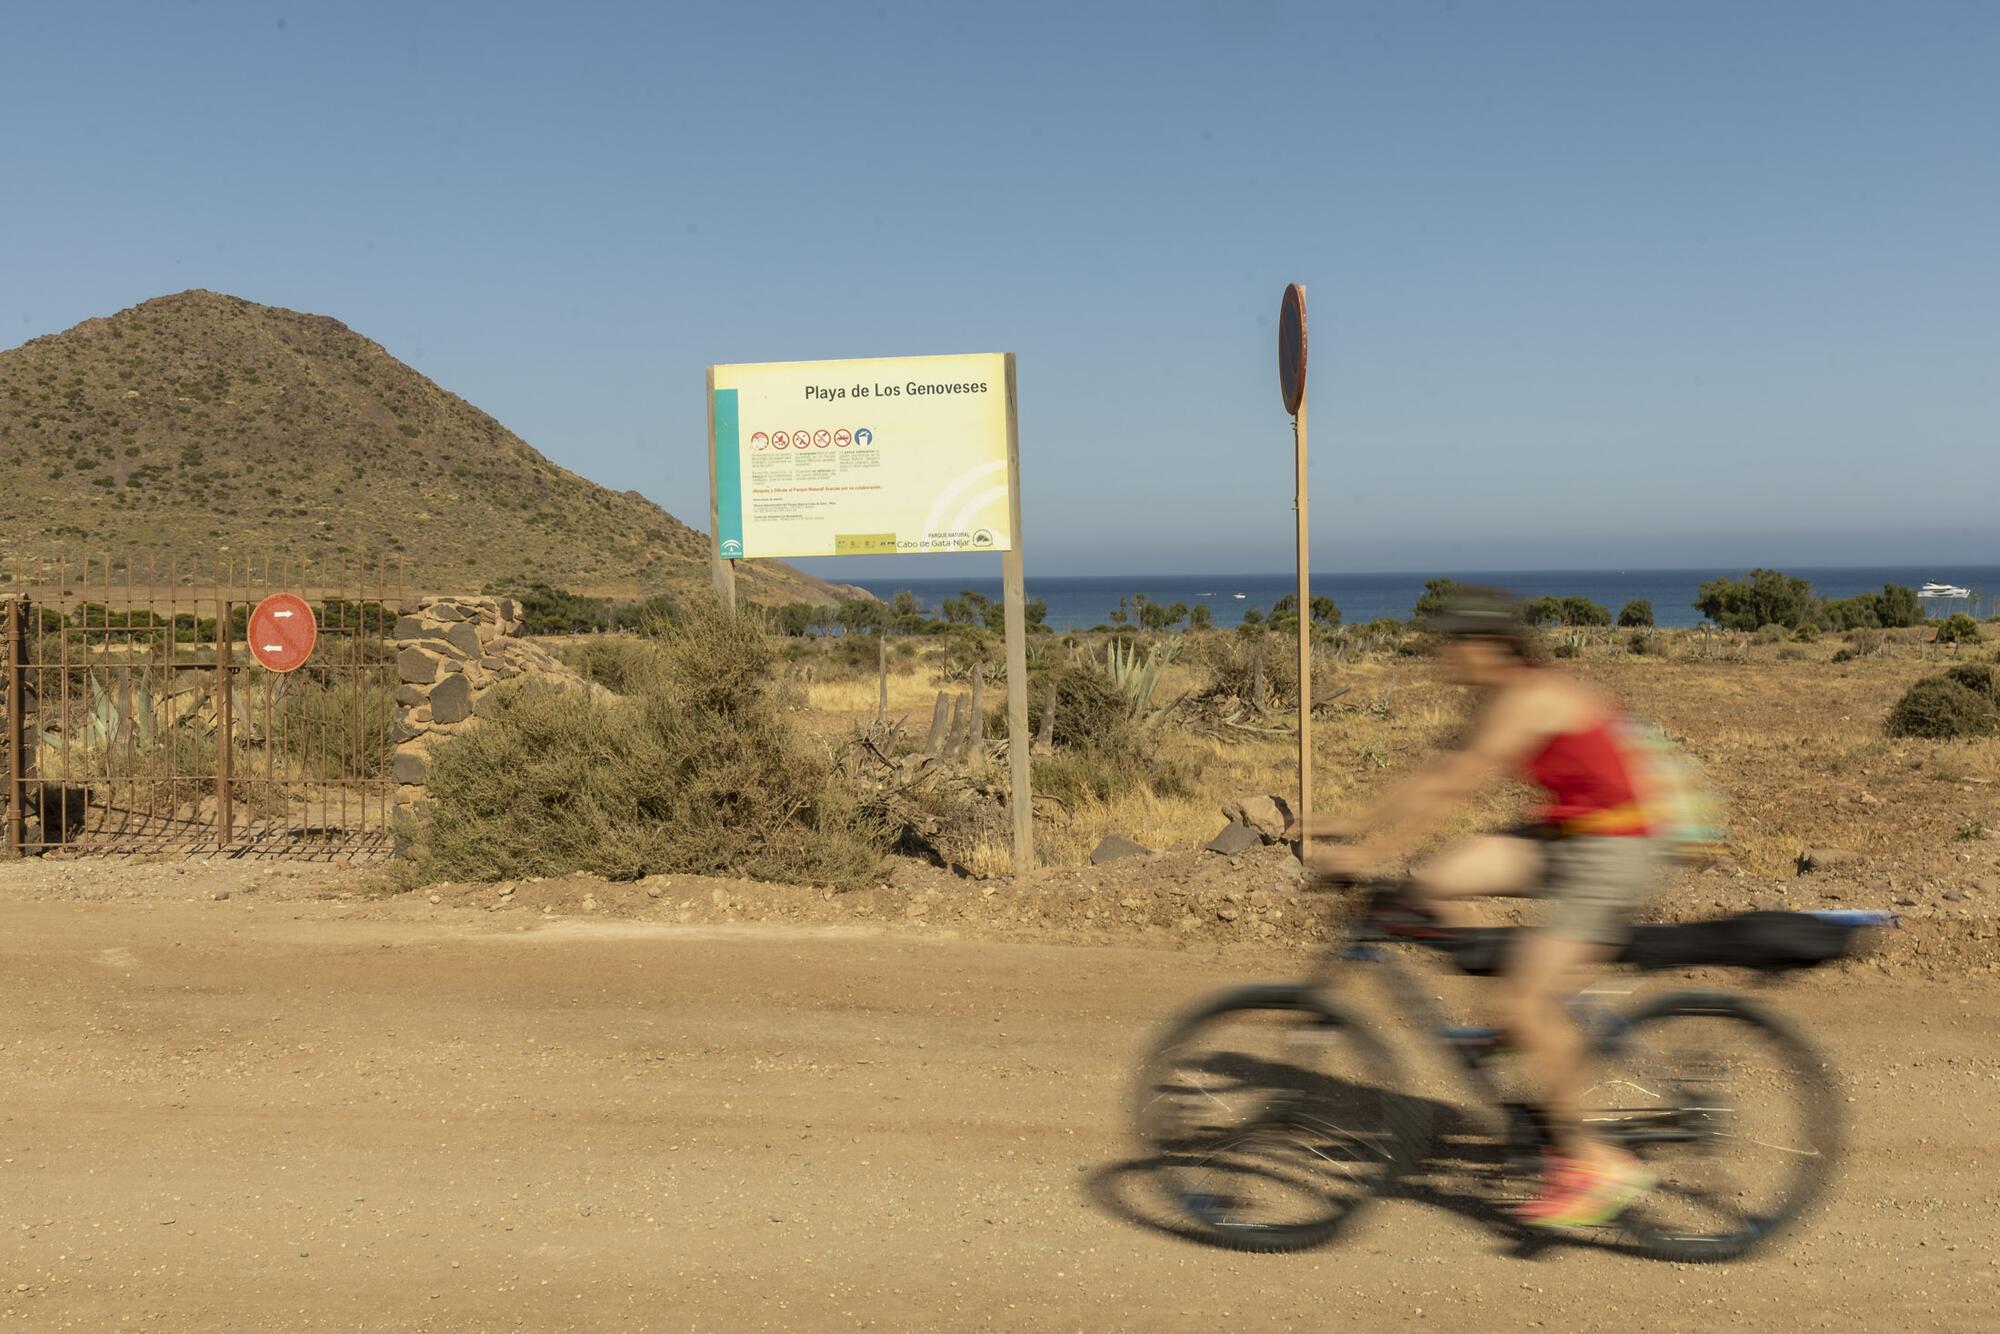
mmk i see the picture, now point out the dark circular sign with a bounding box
[248,593,317,674]
[1278,282,1308,416]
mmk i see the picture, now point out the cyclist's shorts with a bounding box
[1537,834,1659,947]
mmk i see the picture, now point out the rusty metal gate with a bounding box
[3,555,404,859]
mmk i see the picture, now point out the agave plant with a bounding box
[1099,635,1182,720]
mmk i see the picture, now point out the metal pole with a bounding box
[215,594,233,850]
[5,599,22,856]
[1294,390,1311,861]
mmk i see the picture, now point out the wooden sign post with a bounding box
[1278,283,1311,859]
[707,352,1033,875]
[1000,354,1032,875]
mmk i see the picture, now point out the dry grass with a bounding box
[794,628,2000,880]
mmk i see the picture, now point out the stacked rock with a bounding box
[389,596,575,821]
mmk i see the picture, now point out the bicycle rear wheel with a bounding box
[1590,990,1841,1262]
[1133,984,1423,1252]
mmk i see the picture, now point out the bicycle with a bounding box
[1132,876,1891,1262]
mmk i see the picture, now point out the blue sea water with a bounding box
[848,567,2000,631]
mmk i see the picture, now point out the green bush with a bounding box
[1026,662,1134,751]
[405,604,880,885]
[1794,623,1820,642]
[1753,624,1789,645]
[1943,663,1996,699]
[1411,578,1465,622]
[563,637,658,693]
[1617,600,1655,628]
[514,584,612,635]
[609,594,681,634]
[1935,613,1982,645]
[1520,595,1608,628]
[1626,629,1664,656]
[1885,676,2000,740]
[1694,570,1818,631]
[276,678,397,779]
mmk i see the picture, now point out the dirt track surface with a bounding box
[3,882,1997,1330]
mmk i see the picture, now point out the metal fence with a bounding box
[3,554,404,859]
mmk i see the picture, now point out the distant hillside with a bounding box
[0,291,849,603]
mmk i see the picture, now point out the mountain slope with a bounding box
[0,291,845,603]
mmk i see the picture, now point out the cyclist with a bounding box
[1303,588,1661,1229]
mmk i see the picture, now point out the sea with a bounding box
[847,567,2000,631]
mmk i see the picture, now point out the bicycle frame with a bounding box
[1296,897,1635,1141]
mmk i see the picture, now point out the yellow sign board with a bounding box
[710,353,1012,559]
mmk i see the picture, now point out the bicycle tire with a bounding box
[1132,984,1426,1252]
[1594,989,1842,1263]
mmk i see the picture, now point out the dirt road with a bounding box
[2,894,1994,1331]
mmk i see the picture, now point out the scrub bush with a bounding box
[403,603,881,885]
[1885,676,2000,740]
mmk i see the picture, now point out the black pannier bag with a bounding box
[1440,911,1869,975]
[1618,911,1862,972]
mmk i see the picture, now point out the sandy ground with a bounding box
[2,864,1996,1331]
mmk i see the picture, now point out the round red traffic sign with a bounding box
[1278,282,1308,416]
[248,593,317,674]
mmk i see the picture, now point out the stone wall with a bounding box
[390,595,576,824]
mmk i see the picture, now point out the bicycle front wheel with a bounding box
[1133,984,1423,1252]
[1590,990,1842,1262]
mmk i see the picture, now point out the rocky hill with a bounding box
[0,291,846,603]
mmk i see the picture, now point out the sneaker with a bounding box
[1513,1154,1656,1230]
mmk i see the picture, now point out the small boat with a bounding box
[1233,593,1247,600]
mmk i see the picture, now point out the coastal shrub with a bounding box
[1830,647,1858,664]
[276,678,397,779]
[1694,570,1818,631]
[1935,613,1982,645]
[1824,583,1924,632]
[1776,646,1811,662]
[1411,578,1466,622]
[403,603,880,886]
[1617,600,1655,628]
[1627,629,1664,656]
[1523,595,1610,628]
[1026,661,1134,751]
[1845,628,1884,656]
[513,584,613,636]
[1943,663,1996,700]
[1876,584,1926,628]
[1753,624,1789,646]
[1560,596,1612,627]
[563,636,657,693]
[1885,676,2000,740]
[1794,623,1820,643]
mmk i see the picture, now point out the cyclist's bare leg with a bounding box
[1504,928,1630,1174]
[1408,835,1543,928]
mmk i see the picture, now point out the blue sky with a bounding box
[3,1,1995,579]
